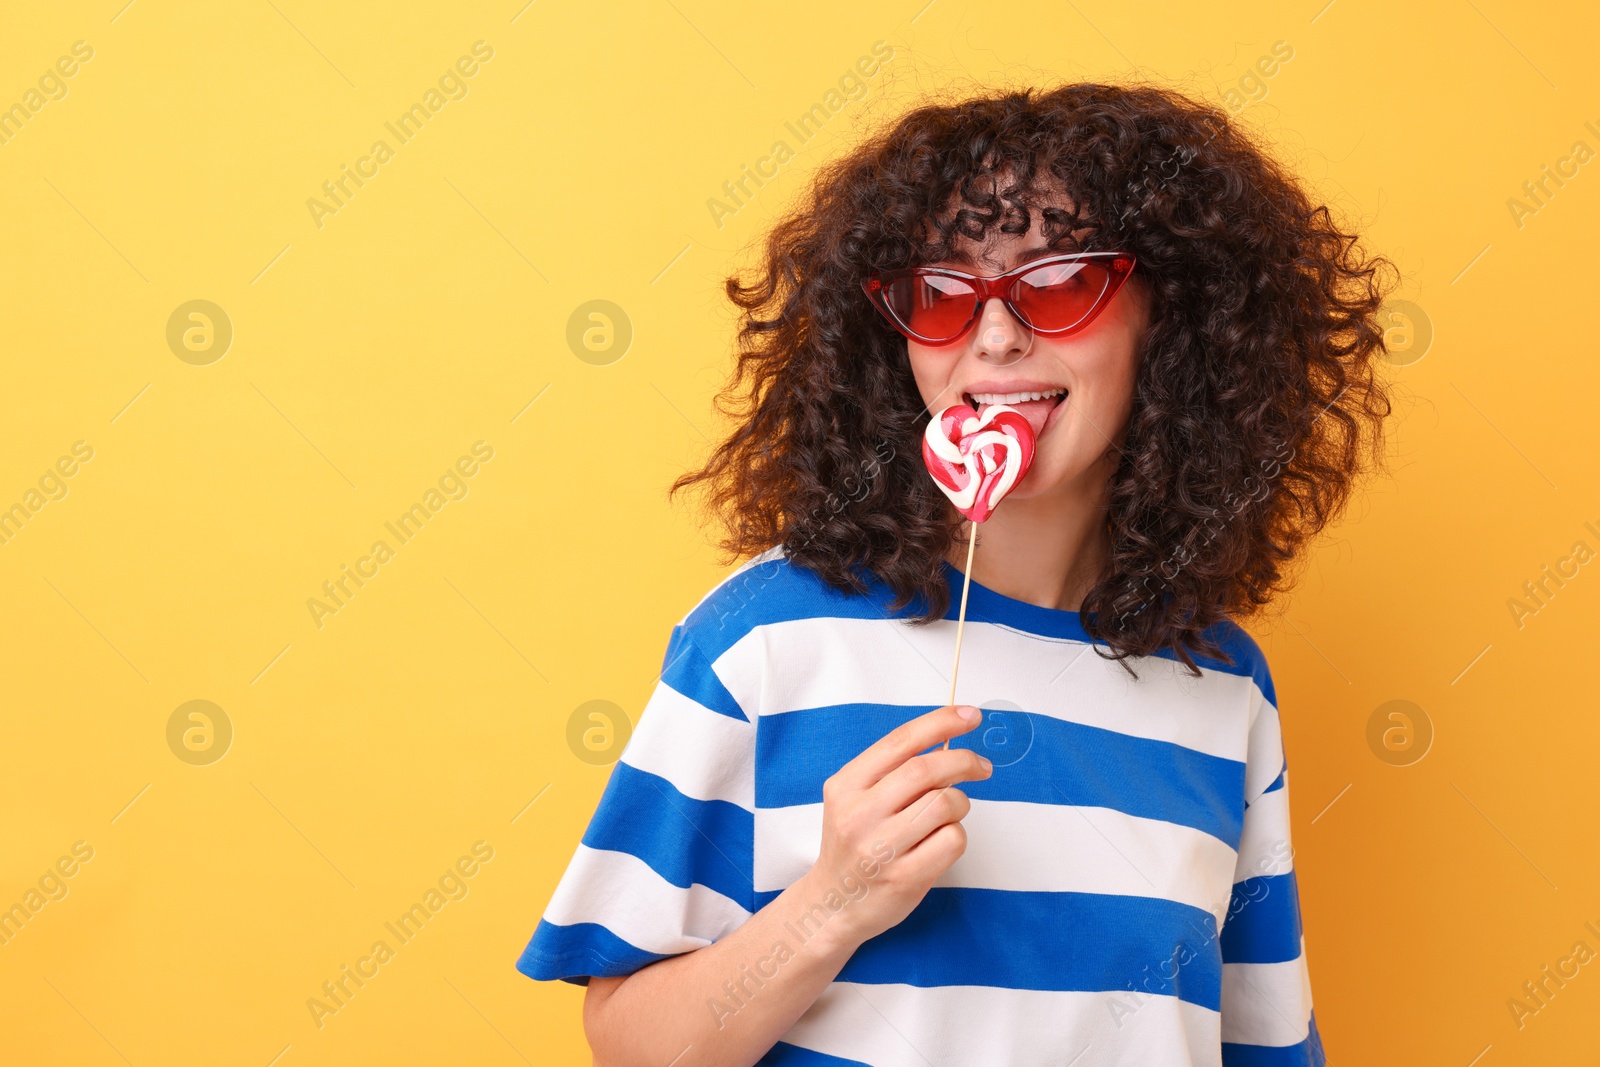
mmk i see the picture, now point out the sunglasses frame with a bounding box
[861,250,1138,347]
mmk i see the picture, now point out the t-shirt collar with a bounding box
[938,559,1096,643]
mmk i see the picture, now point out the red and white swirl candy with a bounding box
[921,404,1037,522]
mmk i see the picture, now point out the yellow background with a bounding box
[1,1,1596,1063]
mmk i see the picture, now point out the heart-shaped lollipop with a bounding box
[922,404,1037,522]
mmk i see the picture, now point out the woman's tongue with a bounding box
[974,393,1064,438]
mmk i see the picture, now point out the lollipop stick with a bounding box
[941,520,977,751]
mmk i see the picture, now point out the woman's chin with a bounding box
[1008,454,1099,503]
[1005,472,1068,503]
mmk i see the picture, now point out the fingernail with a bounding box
[979,756,993,771]
[957,706,981,722]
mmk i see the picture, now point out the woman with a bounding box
[516,82,1393,1066]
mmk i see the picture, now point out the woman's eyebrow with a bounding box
[942,242,1082,270]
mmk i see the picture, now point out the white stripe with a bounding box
[755,800,1239,921]
[619,683,755,808]
[780,981,1222,1067]
[1220,938,1314,1046]
[1242,691,1285,803]
[1234,777,1295,882]
[542,844,751,954]
[717,616,1259,761]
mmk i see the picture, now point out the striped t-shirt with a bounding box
[516,548,1327,1066]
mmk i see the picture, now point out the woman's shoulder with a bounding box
[672,546,900,663]
[1190,615,1277,711]
[648,547,850,727]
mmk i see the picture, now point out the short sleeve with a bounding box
[1218,673,1329,1065]
[514,625,758,985]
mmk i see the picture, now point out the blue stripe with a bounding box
[1222,1009,1327,1066]
[756,702,1245,846]
[1220,872,1304,964]
[686,559,918,662]
[660,628,747,722]
[659,623,688,673]
[822,887,1223,1009]
[1259,765,1286,798]
[1200,618,1275,708]
[514,919,672,985]
[682,557,1275,705]
[756,1043,875,1066]
[582,762,753,910]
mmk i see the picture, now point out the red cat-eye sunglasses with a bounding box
[862,250,1137,347]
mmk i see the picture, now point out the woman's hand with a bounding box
[799,704,992,952]
[580,705,992,1067]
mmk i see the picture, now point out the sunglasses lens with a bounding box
[871,255,1132,342]
[884,274,978,342]
[1010,259,1115,333]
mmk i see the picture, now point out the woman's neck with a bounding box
[946,471,1112,613]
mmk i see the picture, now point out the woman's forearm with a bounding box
[583,867,868,1067]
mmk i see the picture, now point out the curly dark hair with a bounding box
[671,81,1397,678]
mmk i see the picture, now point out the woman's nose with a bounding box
[974,297,1031,366]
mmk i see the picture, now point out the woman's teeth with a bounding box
[968,388,1067,406]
